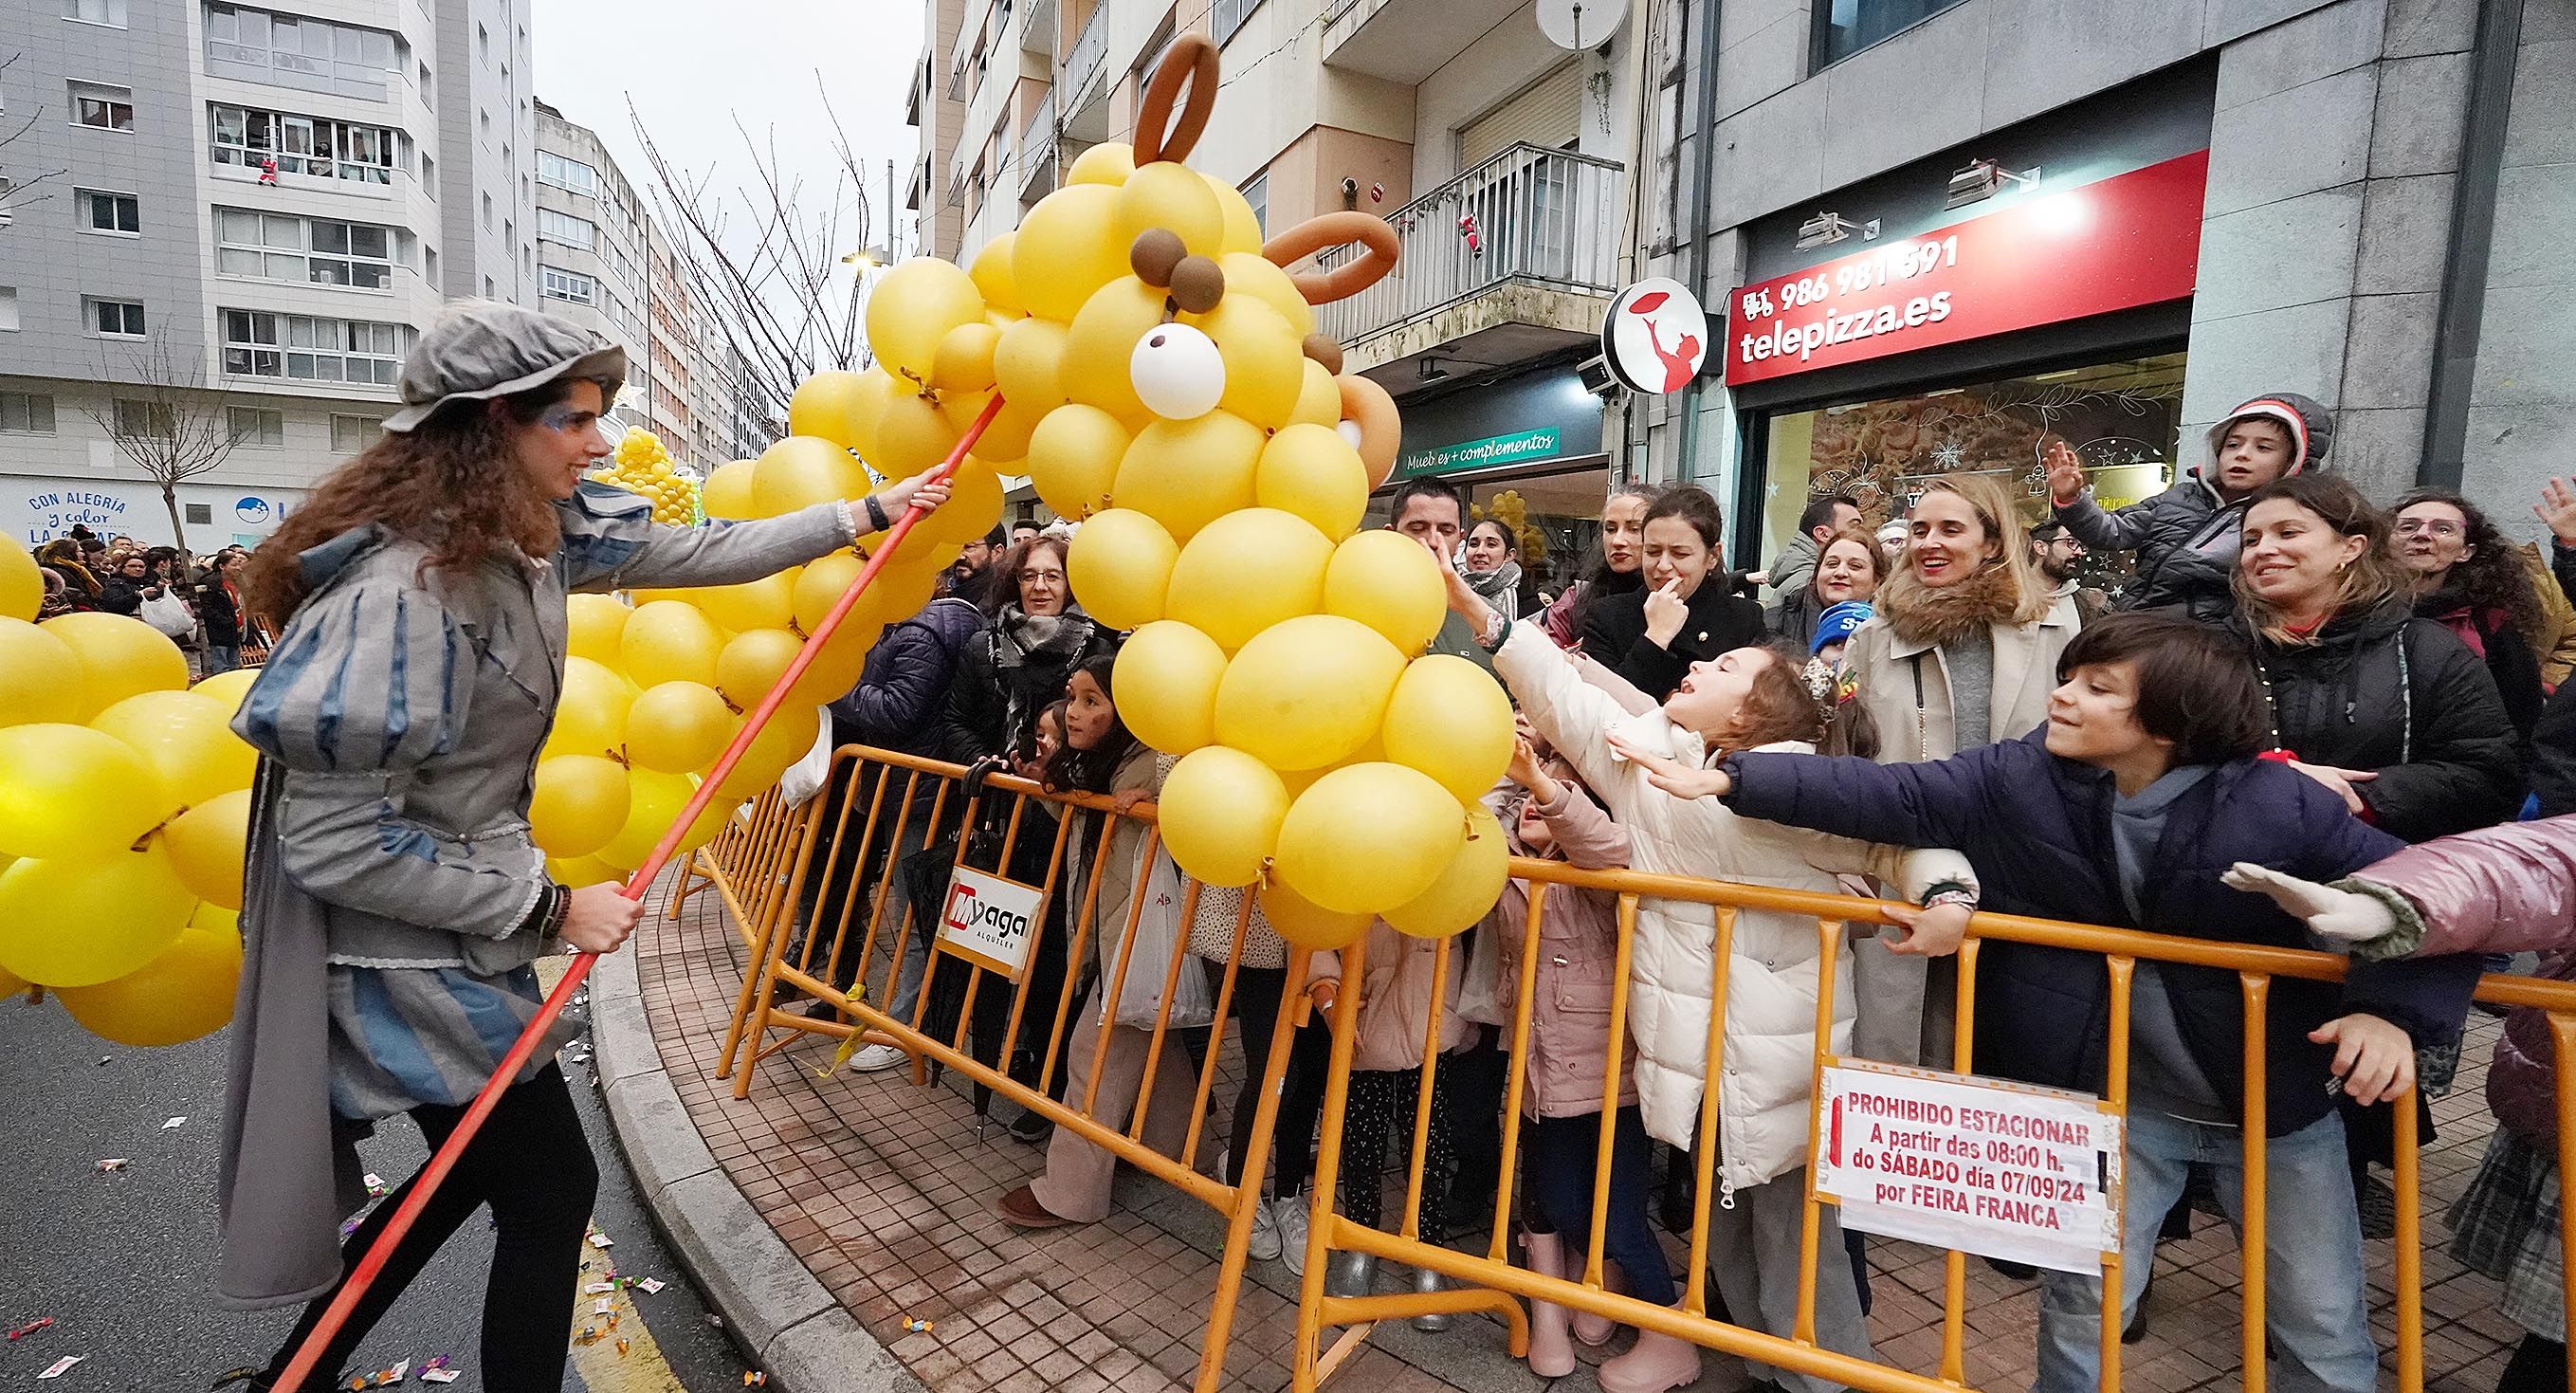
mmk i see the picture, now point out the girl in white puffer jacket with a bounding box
[1441,551,1979,1393]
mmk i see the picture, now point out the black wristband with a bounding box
[864,494,891,533]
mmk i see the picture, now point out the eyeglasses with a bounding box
[2394,518,2463,538]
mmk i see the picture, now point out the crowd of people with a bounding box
[28,524,268,671]
[793,385,2573,1393]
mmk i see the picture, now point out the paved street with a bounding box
[0,977,747,1391]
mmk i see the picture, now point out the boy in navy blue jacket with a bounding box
[1615,613,2478,1393]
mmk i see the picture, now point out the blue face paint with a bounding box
[538,402,592,433]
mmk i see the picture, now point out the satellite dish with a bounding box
[1536,0,1626,49]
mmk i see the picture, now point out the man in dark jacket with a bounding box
[1633,614,2477,1393]
[2052,393,2334,622]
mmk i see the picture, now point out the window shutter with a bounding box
[1458,63,1580,168]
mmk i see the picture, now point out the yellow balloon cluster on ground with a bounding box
[0,612,250,1045]
[589,428,701,526]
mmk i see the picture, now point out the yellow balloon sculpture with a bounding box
[0,842,197,987]
[0,724,172,860]
[529,754,631,860]
[90,689,257,809]
[1381,805,1509,939]
[1271,762,1465,917]
[1156,746,1289,889]
[0,617,84,728]
[162,787,253,909]
[56,910,244,1047]
[1113,621,1228,755]
[44,612,191,720]
[0,535,40,623]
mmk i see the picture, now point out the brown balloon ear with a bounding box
[1262,212,1400,306]
[1130,229,1186,289]
[1133,34,1220,167]
[1302,334,1344,375]
[1338,374,1400,488]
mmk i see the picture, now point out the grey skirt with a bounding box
[2448,1128,2566,1339]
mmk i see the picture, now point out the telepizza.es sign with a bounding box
[1723,149,2208,386]
[936,866,1046,981]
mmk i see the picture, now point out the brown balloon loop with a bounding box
[1262,212,1400,306]
[1301,333,1345,376]
[1132,33,1220,167]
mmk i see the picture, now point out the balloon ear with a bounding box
[1262,211,1400,306]
[1133,34,1220,166]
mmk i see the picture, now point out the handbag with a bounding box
[1113,848,1215,1031]
[140,588,196,639]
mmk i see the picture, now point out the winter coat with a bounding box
[1080,745,1162,979]
[2482,682,2576,1143]
[2238,599,2522,842]
[2413,585,2545,737]
[1346,918,1476,1072]
[936,606,1113,765]
[1763,532,1822,604]
[198,579,247,648]
[1490,620,1978,1191]
[1489,779,1639,1118]
[1721,733,2483,1137]
[2516,543,2576,690]
[2056,392,2334,622]
[1841,572,2077,762]
[1768,582,1826,648]
[219,484,856,1309]
[1577,579,1767,702]
[98,573,146,616]
[830,595,985,760]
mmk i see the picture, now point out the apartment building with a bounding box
[0,0,530,549]
[532,98,649,434]
[907,0,968,265]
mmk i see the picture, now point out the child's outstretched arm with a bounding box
[1618,739,2011,857]
[2227,816,2576,961]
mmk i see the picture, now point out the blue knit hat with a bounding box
[1811,600,1873,654]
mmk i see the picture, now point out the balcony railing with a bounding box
[1313,142,1623,350]
[1063,4,1107,109]
[1017,88,1056,199]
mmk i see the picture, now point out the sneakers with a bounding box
[847,1043,908,1073]
[1247,1193,1283,1260]
[1275,1192,1312,1276]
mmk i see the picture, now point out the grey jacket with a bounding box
[218,483,854,1308]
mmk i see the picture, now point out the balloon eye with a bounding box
[1130,322,1226,421]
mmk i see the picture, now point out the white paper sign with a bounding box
[935,866,1046,981]
[1812,1061,2122,1275]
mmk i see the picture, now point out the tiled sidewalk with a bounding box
[632,881,2526,1393]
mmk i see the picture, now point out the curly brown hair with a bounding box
[1726,639,1880,759]
[244,381,594,620]
[2391,487,2542,644]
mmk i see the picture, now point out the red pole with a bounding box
[271,395,1004,1393]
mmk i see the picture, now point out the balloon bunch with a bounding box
[590,427,700,526]
[995,35,1508,950]
[0,536,250,1046]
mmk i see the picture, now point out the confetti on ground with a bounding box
[421,1370,460,1385]
[162,1117,186,1129]
[8,1317,54,1341]
[637,1278,665,1294]
[584,1280,615,1294]
[94,1160,126,1173]
[593,1298,613,1316]
[903,1317,934,1333]
[37,1355,82,1379]
[587,1231,614,1250]
[742,1375,766,1387]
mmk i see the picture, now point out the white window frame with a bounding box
[228,405,285,446]
[88,298,146,338]
[64,0,128,28]
[214,208,396,291]
[207,101,397,185]
[329,412,376,453]
[221,308,411,385]
[537,207,594,250]
[538,149,596,194]
[70,82,135,132]
[539,265,595,305]
[76,188,140,235]
[114,397,175,438]
[1239,172,1269,239]
[0,287,17,332]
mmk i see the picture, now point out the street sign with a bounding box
[1602,278,1708,394]
[935,866,1046,981]
[1812,1059,2123,1275]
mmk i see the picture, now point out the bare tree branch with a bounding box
[78,340,260,551]
[0,52,69,229]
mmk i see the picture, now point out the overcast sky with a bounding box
[532,0,926,260]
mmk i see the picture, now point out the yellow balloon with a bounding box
[1114,620,1228,755]
[1166,508,1333,651]
[621,599,724,689]
[0,535,40,622]
[43,612,190,720]
[1383,805,1510,938]
[718,626,807,710]
[0,723,170,860]
[971,231,1023,314]
[791,550,927,641]
[1288,357,1341,429]
[545,655,633,760]
[1273,762,1466,916]
[598,768,738,871]
[56,916,244,1047]
[1065,508,1178,632]
[0,616,83,727]
[1062,277,1172,421]
[548,853,625,889]
[967,398,1043,466]
[1184,294,1303,429]
[1325,531,1448,656]
[687,570,796,634]
[1205,174,1267,257]
[873,391,962,476]
[994,316,1072,412]
[529,753,631,858]
[1114,412,1263,542]
[1014,183,1129,322]
[0,843,195,987]
[715,702,822,799]
[1217,252,1316,339]
[189,665,260,715]
[1255,424,1370,541]
[1157,745,1289,888]
[1212,614,1406,771]
[1257,878,1373,952]
[920,464,1007,547]
[701,458,759,520]
[1117,160,1225,257]
[788,618,878,706]
[1024,404,1129,520]
[866,257,988,380]
[1067,141,1135,187]
[161,787,252,909]
[565,593,630,665]
[752,436,868,518]
[931,321,1002,394]
[626,681,740,774]
[1380,655,1516,803]
[789,371,873,448]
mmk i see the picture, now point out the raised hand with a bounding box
[2044,440,2085,507]
[1641,579,1688,649]
[2536,478,2576,548]
[2220,862,2399,946]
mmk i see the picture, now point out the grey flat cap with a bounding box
[383,299,629,432]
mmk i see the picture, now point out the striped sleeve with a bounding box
[554,481,856,594]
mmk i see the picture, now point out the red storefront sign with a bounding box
[1722,149,2207,387]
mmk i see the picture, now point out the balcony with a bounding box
[1017,88,1057,202]
[1322,0,1530,82]
[1313,143,1623,384]
[1018,0,1055,57]
[1059,4,1109,141]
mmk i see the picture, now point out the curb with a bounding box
[589,940,926,1393]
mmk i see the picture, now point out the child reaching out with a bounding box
[1620,612,2481,1393]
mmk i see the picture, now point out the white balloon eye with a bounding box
[1335,419,1365,450]
[1129,322,1226,420]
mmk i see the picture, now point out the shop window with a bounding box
[1812,0,1967,68]
[1756,352,2186,579]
